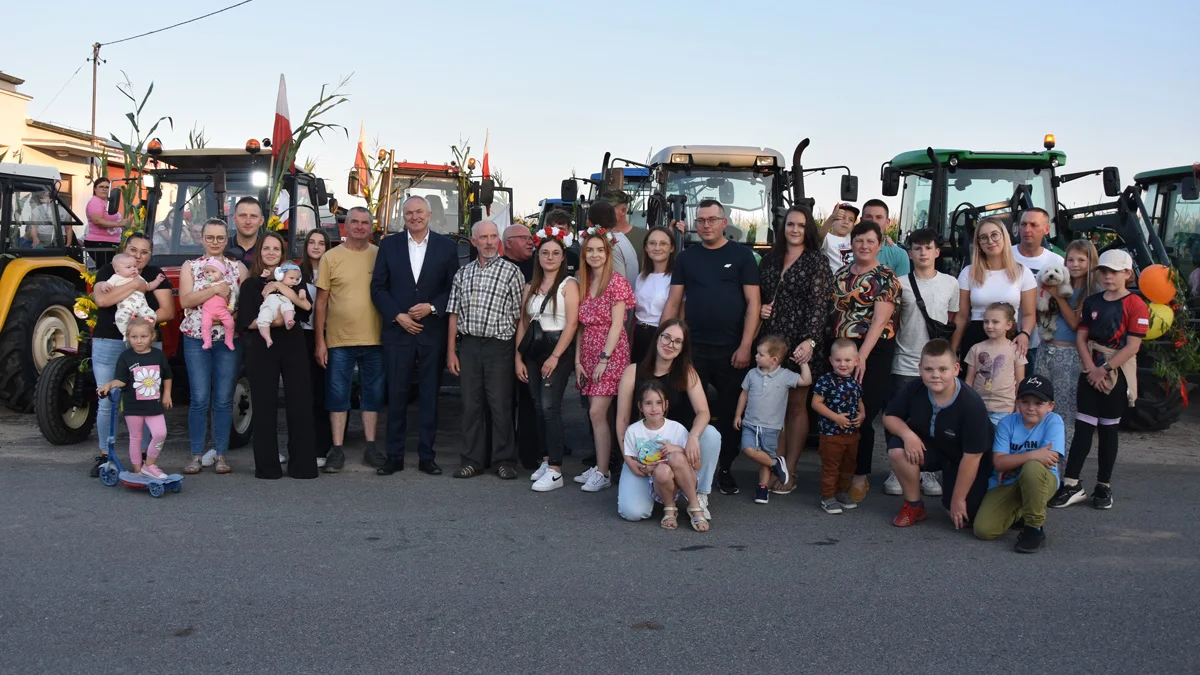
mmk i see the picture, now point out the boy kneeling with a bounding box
[885,339,993,529]
[974,375,1064,553]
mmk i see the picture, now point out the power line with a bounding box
[35,58,87,120]
[101,0,254,47]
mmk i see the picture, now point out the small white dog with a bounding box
[1036,264,1073,340]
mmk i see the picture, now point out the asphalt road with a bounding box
[1,396,1198,675]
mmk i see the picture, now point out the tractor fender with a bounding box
[0,258,87,331]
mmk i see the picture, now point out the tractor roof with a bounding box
[650,145,785,169]
[889,148,1067,170]
[539,198,570,206]
[153,148,270,172]
[590,167,650,181]
[1133,165,1194,184]
[0,162,62,182]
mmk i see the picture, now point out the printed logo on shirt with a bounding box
[943,429,957,439]
[1137,317,1149,326]
[724,263,732,268]
[1091,311,1099,320]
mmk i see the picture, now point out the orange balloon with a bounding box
[1140,264,1176,304]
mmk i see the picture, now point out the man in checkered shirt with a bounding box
[447,220,526,479]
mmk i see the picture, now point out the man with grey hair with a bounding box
[446,219,525,479]
[371,195,460,476]
[315,206,385,473]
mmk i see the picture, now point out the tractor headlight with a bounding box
[143,174,156,189]
[670,153,690,164]
[948,155,959,168]
[252,171,268,187]
[755,156,776,167]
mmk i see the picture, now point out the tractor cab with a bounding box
[142,143,335,264]
[882,138,1068,272]
[1135,165,1200,289]
[372,160,508,242]
[535,198,579,230]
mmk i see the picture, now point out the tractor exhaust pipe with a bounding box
[791,139,810,204]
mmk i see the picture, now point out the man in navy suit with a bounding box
[370,195,460,476]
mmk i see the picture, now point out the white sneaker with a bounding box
[531,468,564,492]
[201,448,217,467]
[581,471,612,492]
[883,471,903,495]
[574,465,597,484]
[315,457,327,469]
[920,471,943,496]
[530,461,549,482]
[697,493,711,521]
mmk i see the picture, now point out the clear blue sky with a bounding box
[5,0,1197,217]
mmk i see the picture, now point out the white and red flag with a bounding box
[481,128,490,180]
[271,74,294,172]
[353,122,370,196]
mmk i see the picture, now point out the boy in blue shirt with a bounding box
[974,375,1065,553]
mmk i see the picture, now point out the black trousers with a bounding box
[515,371,540,470]
[303,329,333,459]
[245,328,317,479]
[384,340,442,463]
[692,343,749,471]
[526,345,575,467]
[630,323,658,367]
[852,337,895,478]
[459,336,516,469]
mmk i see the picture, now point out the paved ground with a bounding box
[2,395,1199,675]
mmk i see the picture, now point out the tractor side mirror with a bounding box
[315,178,330,206]
[840,175,860,203]
[347,171,361,198]
[718,179,735,204]
[107,188,121,216]
[1182,174,1200,201]
[327,197,338,216]
[479,179,495,207]
[881,167,900,197]
[560,178,578,203]
[605,168,624,196]
[1102,167,1121,197]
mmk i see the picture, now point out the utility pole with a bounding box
[88,42,102,179]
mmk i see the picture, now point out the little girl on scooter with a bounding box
[97,316,173,479]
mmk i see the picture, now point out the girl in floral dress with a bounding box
[575,227,636,493]
[96,318,173,479]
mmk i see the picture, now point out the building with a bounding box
[0,71,124,218]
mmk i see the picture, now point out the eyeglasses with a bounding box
[978,231,1005,243]
[659,334,684,349]
[204,235,227,243]
[694,217,725,226]
[508,234,533,241]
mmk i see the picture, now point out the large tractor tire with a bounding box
[1121,369,1184,432]
[34,353,97,445]
[229,370,252,449]
[0,276,81,412]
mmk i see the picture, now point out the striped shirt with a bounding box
[447,256,524,340]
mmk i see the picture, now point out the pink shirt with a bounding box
[85,196,122,243]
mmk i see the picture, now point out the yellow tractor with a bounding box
[0,162,89,416]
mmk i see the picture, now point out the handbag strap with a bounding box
[908,272,936,324]
[531,283,555,321]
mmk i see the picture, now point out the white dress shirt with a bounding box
[408,230,429,282]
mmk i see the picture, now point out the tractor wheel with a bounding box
[1121,369,1183,432]
[34,353,97,445]
[0,276,81,412]
[229,370,252,449]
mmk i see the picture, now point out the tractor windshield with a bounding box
[663,168,775,245]
[150,174,259,255]
[900,166,1055,239]
[1161,183,1200,284]
[387,175,461,235]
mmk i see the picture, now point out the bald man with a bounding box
[502,224,536,282]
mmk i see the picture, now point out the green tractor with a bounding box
[1135,165,1200,288]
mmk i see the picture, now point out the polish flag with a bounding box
[481,128,490,180]
[353,122,369,196]
[271,74,294,172]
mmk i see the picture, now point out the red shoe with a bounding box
[892,502,927,527]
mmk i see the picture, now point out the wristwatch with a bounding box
[807,339,817,350]
[428,304,437,317]
[1103,362,1114,373]
[600,351,610,360]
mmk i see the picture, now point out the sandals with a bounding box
[687,507,710,533]
[771,479,797,495]
[660,506,678,530]
[182,457,203,474]
[214,456,232,474]
[453,464,481,479]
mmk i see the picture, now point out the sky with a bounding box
[4,0,1198,218]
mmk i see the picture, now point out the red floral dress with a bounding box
[578,274,635,396]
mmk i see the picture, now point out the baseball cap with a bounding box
[1096,249,1133,272]
[1017,375,1055,402]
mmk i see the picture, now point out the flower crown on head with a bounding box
[583,225,617,246]
[534,225,575,249]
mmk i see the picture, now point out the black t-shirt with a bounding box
[93,264,173,340]
[1080,292,1149,351]
[884,378,993,508]
[670,242,759,347]
[112,347,172,416]
[505,255,535,283]
[632,371,696,430]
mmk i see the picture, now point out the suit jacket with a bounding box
[371,230,459,346]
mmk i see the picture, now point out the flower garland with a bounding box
[582,225,617,247]
[534,224,575,249]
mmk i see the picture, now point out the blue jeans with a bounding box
[740,424,781,460]
[183,335,241,456]
[1025,347,1039,374]
[326,345,384,412]
[618,425,721,521]
[93,337,160,452]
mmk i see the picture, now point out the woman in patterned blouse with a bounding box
[758,205,833,493]
[831,220,900,503]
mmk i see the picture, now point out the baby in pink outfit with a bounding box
[199,259,236,350]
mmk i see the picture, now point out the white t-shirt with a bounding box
[623,419,689,459]
[1011,246,1064,350]
[958,264,1037,321]
[634,272,671,326]
[893,271,961,376]
[821,233,853,274]
[612,232,640,282]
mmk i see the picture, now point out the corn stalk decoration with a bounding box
[1145,268,1200,404]
[109,73,173,244]
[264,76,351,230]
[450,138,479,233]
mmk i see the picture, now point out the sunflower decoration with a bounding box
[267,214,285,232]
[73,295,98,331]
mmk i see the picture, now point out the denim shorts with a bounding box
[326,345,384,412]
[740,424,781,460]
[988,410,1009,427]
